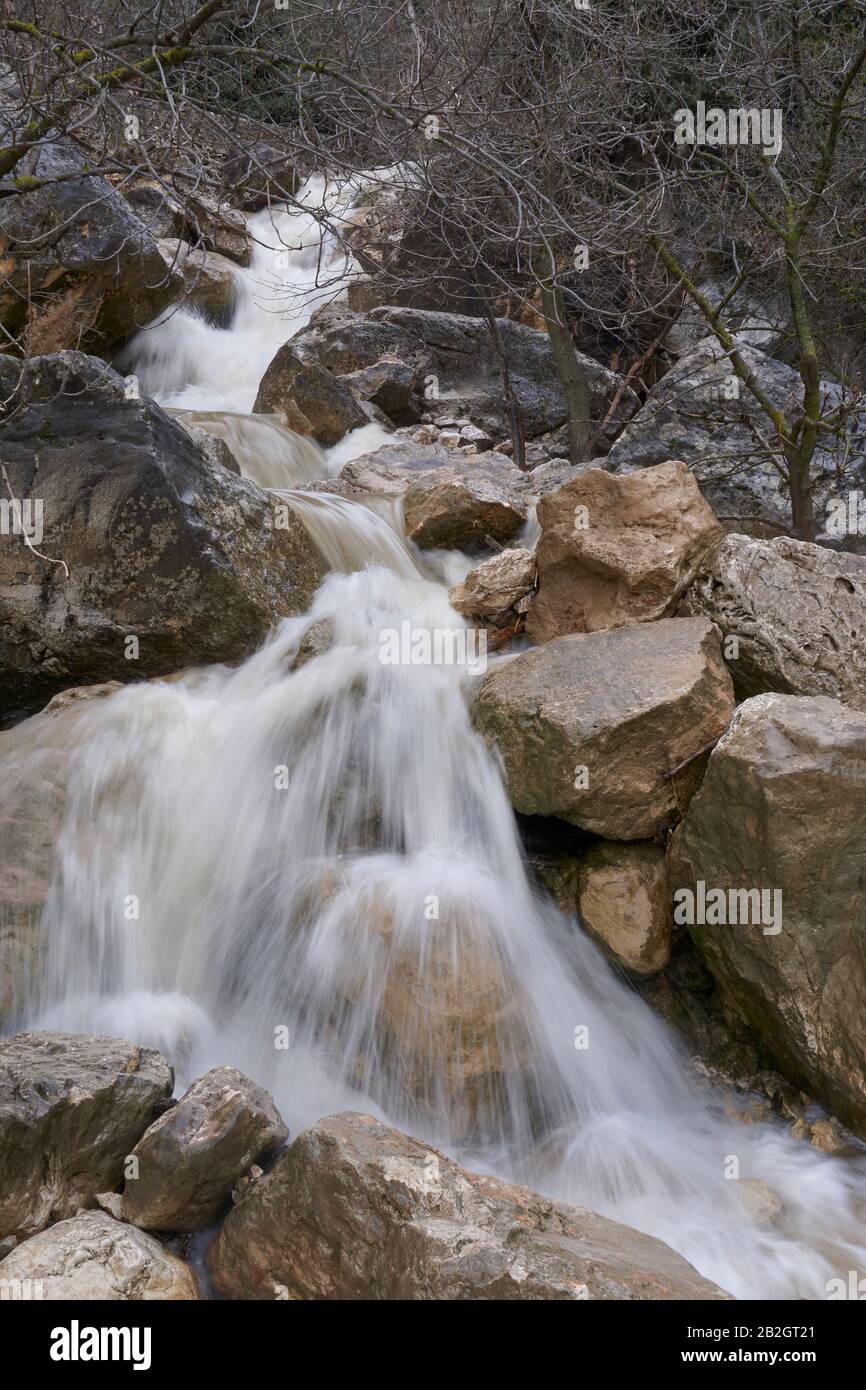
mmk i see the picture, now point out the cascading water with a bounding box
[23,176,866,1300]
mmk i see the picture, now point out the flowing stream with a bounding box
[23,175,866,1300]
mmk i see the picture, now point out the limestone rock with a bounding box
[253,345,367,445]
[0,352,323,714]
[683,534,866,710]
[209,1111,730,1300]
[449,548,537,628]
[0,142,182,353]
[0,1211,199,1299]
[120,1067,287,1232]
[527,461,721,643]
[0,1031,173,1240]
[668,692,866,1136]
[158,240,238,327]
[472,618,734,839]
[577,842,672,977]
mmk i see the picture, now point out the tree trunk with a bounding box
[537,247,593,465]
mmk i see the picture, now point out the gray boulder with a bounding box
[0,1032,173,1240]
[0,352,324,715]
[683,533,866,711]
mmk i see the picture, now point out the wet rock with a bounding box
[253,345,367,445]
[339,360,423,425]
[173,419,241,475]
[0,1031,173,1240]
[0,352,324,713]
[120,1067,287,1232]
[683,534,866,710]
[472,618,734,839]
[0,1211,199,1299]
[124,180,187,241]
[222,144,298,211]
[527,461,722,643]
[577,842,672,977]
[341,442,527,551]
[158,240,238,326]
[184,192,251,266]
[290,617,336,671]
[0,142,182,354]
[209,1111,730,1300]
[368,307,638,441]
[668,692,866,1136]
[0,683,120,1028]
[448,548,537,629]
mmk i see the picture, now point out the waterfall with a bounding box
[22,176,866,1300]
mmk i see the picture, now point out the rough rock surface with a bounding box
[527,461,721,643]
[339,442,527,551]
[0,352,323,714]
[209,1111,729,1300]
[669,692,866,1135]
[606,339,864,539]
[120,1067,287,1231]
[0,1211,199,1299]
[340,360,422,425]
[253,345,367,445]
[0,142,182,353]
[683,534,866,710]
[449,548,537,629]
[290,305,637,440]
[577,842,672,977]
[0,1032,173,1240]
[158,240,238,326]
[472,618,735,839]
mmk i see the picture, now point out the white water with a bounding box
[23,177,866,1300]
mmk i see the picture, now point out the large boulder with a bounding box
[472,618,735,839]
[577,842,672,977]
[0,1032,173,1240]
[606,339,864,539]
[291,306,637,441]
[253,345,367,445]
[0,1211,199,1299]
[683,534,866,710]
[0,142,183,354]
[120,1068,287,1232]
[0,352,324,715]
[209,1111,729,1300]
[339,442,527,551]
[368,308,638,441]
[669,693,866,1135]
[669,693,866,1133]
[527,461,722,643]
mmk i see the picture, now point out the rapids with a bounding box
[23,175,866,1300]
